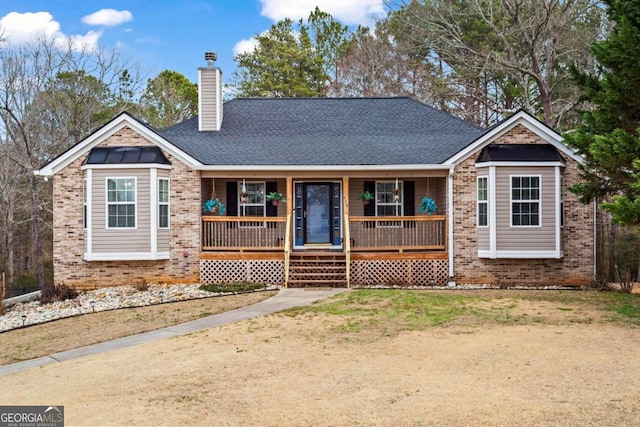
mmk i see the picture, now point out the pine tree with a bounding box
[565,0,640,224]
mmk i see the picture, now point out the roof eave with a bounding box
[34,113,203,177]
[194,164,454,172]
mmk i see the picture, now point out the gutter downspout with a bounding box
[448,168,454,281]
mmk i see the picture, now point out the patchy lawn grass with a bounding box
[284,289,640,340]
[0,291,276,365]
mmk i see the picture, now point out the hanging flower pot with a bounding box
[266,192,286,206]
[202,198,225,215]
[419,197,437,215]
[241,194,248,203]
[360,190,374,205]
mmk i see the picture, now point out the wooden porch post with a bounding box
[343,176,351,288]
[284,176,293,287]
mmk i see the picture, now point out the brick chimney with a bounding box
[198,52,223,131]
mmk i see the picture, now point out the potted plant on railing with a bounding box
[266,192,286,206]
[203,198,226,215]
[360,190,374,205]
[419,197,437,215]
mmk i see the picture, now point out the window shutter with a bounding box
[226,181,238,216]
[265,181,278,229]
[404,181,415,216]
[364,181,375,217]
[266,181,278,216]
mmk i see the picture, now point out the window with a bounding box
[107,178,136,228]
[511,176,540,227]
[376,181,402,216]
[158,178,169,229]
[477,176,488,227]
[239,181,265,217]
[560,175,564,228]
[83,178,87,229]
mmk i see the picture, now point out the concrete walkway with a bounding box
[0,288,346,376]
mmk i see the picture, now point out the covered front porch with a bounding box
[199,173,451,287]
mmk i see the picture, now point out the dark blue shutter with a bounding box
[226,181,238,216]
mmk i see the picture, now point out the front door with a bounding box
[294,182,341,247]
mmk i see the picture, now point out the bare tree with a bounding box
[0,37,142,292]
[387,0,605,128]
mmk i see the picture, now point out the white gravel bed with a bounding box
[0,284,277,333]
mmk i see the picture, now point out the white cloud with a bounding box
[81,9,133,27]
[0,11,61,43]
[0,11,102,51]
[259,0,385,25]
[233,37,259,56]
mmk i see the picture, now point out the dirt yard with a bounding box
[1,290,639,426]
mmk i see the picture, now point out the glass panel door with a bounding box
[293,181,342,247]
[305,184,331,244]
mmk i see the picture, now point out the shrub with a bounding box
[41,284,79,304]
[614,232,640,293]
[134,279,149,292]
[200,281,266,293]
[13,274,37,290]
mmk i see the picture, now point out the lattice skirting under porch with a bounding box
[200,259,285,285]
[350,258,449,287]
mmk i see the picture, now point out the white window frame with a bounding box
[560,175,564,228]
[83,177,87,230]
[510,175,541,228]
[375,180,403,227]
[158,178,170,229]
[239,181,266,228]
[106,177,137,229]
[477,176,488,227]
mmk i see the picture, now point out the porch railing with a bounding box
[202,215,446,252]
[202,216,287,251]
[349,215,447,251]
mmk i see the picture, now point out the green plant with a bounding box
[202,198,225,215]
[360,190,374,202]
[613,231,640,293]
[419,197,438,215]
[266,192,286,204]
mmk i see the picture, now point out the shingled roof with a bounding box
[159,97,484,166]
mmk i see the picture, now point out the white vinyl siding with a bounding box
[91,169,150,253]
[496,167,555,252]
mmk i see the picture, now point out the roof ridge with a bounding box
[233,96,411,101]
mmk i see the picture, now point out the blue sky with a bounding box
[0,1,386,85]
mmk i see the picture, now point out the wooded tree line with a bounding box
[233,1,606,129]
[0,38,197,293]
[0,0,636,292]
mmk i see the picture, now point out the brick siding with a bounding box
[53,127,201,290]
[451,124,594,286]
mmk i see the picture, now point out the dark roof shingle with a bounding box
[160,97,484,166]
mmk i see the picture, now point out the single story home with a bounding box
[35,53,595,290]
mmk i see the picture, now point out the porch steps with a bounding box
[287,253,347,287]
